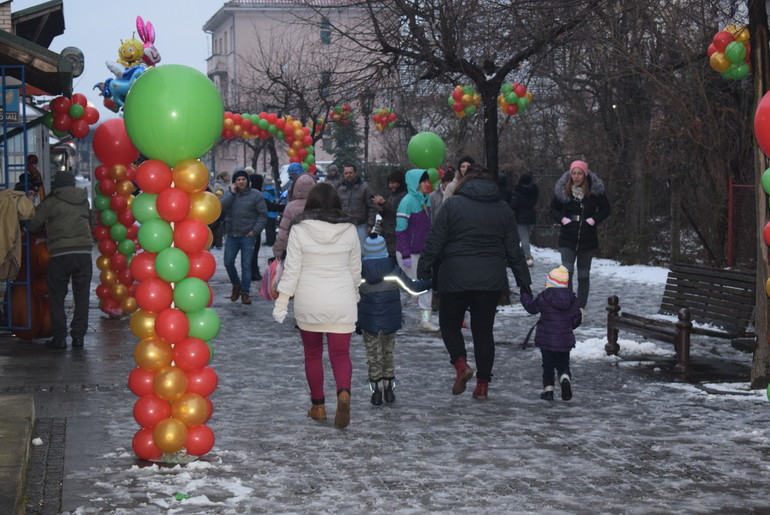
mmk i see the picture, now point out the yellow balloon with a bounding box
[110,164,127,181]
[134,337,173,371]
[127,195,135,209]
[765,278,770,297]
[96,255,111,271]
[153,417,188,454]
[710,52,731,73]
[130,309,158,339]
[171,392,210,427]
[153,366,189,401]
[117,179,135,197]
[121,296,138,313]
[734,26,750,43]
[100,269,117,286]
[172,158,210,194]
[110,282,128,300]
[188,191,222,225]
[206,227,214,249]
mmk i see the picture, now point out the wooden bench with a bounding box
[605,264,756,378]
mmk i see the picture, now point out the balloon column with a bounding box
[91,119,141,318]
[309,117,327,137]
[448,85,481,118]
[122,64,224,461]
[221,112,318,174]
[44,93,100,138]
[373,108,397,131]
[755,91,770,388]
[328,104,352,125]
[707,25,750,80]
[406,132,446,192]
[497,82,533,116]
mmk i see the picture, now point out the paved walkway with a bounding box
[0,246,763,514]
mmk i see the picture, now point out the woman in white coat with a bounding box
[272,182,361,429]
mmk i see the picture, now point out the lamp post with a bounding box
[359,90,375,177]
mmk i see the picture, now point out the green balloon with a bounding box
[501,83,513,94]
[123,64,224,166]
[69,104,85,119]
[155,247,190,283]
[173,277,210,312]
[42,112,54,129]
[118,238,136,257]
[132,192,160,223]
[110,223,128,242]
[137,218,173,253]
[257,118,269,130]
[187,307,220,341]
[100,209,117,227]
[762,168,770,195]
[517,97,530,110]
[725,41,747,64]
[407,132,446,169]
[94,194,110,212]
[505,92,518,104]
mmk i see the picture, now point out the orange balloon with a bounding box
[96,255,112,271]
[110,282,128,300]
[110,164,128,181]
[170,392,210,426]
[153,366,189,401]
[130,309,158,339]
[100,269,117,286]
[206,227,214,249]
[121,296,138,313]
[172,158,210,194]
[153,417,188,454]
[188,191,222,225]
[116,179,135,197]
[710,52,731,72]
[134,337,173,371]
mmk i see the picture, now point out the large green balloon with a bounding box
[187,308,221,341]
[123,65,224,167]
[132,192,160,223]
[173,277,210,313]
[155,247,190,283]
[407,132,446,169]
[137,219,173,253]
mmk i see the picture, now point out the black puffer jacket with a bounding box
[417,178,531,294]
[510,175,539,225]
[549,170,610,252]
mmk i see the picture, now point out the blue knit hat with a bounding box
[362,233,388,260]
[287,162,304,176]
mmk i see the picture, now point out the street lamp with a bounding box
[359,90,375,176]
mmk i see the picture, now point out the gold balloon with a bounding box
[206,227,214,249]
[110,164,127,181]
[127,195,135,209]
[130,309,158,339]
[172,158,210,194]
[134,337,173,371]
[170,392,210,427]
[765,278,770,297]
[153,417,188,454]
[96,255,112,271]
[709,52,731,73]
[116,179,135,197]
[121,296,138,313]
[100,270,117,286]
[110,282,128,300]
[153,365,189,401]
[188,191,222,225]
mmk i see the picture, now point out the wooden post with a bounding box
[605,295,620,356]
[674,308,692,380]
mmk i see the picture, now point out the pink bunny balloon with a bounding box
[136,16,161,66]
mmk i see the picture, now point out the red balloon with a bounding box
[126,166,137,182]
[132,427,162,460]
[128,366,155,396]
[136,160,173,194]
[173,219,209,254]
[110,253,128,271]
[110,195,128,213]
[185,424,215,456]
[53,113,73,132]
[130,252,158,282]
[133,394,171,428]
[50,96,71,114]
[203,395,213,422]
[100,297,121,317]
[94,164,110,181]
[99,178,117,196]
[118,268,134,286]
[172,337,211,371]
[92,118,139,166]
[71,93,87,106]
[187,251,216,281]
[134,277,173,313]
[713,30,735,53]
[70,118,90,138]
[96,284,111,300]
[118,209,136,227]
[155,308,190,344]
[185,366,218,396]
[157,187,192,223]
[754,91,770,158]
[82,106,100,125]
[93,225,110,241]
[764,221,770,246]
[98,238,117,256]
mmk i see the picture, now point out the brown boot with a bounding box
[241,292,252,304]
[452,357,474,395]
[307,402,327,421]
[230,284,241,302]
[334,389,351,429]
[472,379,489,400]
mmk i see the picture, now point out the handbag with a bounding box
[258,257,283,301]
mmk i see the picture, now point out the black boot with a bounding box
[45,338,66,349]
[370,379,383,405]
[383,377,396,403]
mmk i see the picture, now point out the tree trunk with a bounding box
[480,85,500,180]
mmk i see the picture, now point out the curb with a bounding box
[0,394,35,515]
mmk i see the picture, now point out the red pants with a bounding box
[299,330,352,401]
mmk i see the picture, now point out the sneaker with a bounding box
[540,386,554,401]
[560,375,572,401]
[45,338,66,349]
[526,257,534,267]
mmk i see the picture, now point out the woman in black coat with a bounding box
[510,173,539,266]
[417,167,532,401]
[549,160,611,311]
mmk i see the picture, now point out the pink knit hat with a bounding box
[569,160,588,173]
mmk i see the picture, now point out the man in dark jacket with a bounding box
[337,164,376,245]
[220,169,268,304]
[29,171,92,349]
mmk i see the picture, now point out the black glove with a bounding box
[519,285,532,296]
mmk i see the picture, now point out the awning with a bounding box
[0,29,71,96]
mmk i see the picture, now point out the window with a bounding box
[320,17,330,45]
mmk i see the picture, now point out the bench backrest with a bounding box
[658,264,755,335]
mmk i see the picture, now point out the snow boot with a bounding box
[370,379,383,406]
[472,379,489,400]
[307,398,327,420]
[383,378,396,403]
[335,389,351,429]
[452,357,474,395]
[560,374,572,401]
[540,385,554,401]
[419,309,440,332]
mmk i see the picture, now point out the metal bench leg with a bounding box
[674,308,692,379]
[605,295,620,356]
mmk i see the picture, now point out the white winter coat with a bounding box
[277,216,361,333]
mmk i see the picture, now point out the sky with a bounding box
[12,0,219,120]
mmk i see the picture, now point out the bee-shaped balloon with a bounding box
[117,36,144,68]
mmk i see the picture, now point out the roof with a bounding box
[12,0,65,48]
[204,0,365,32]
